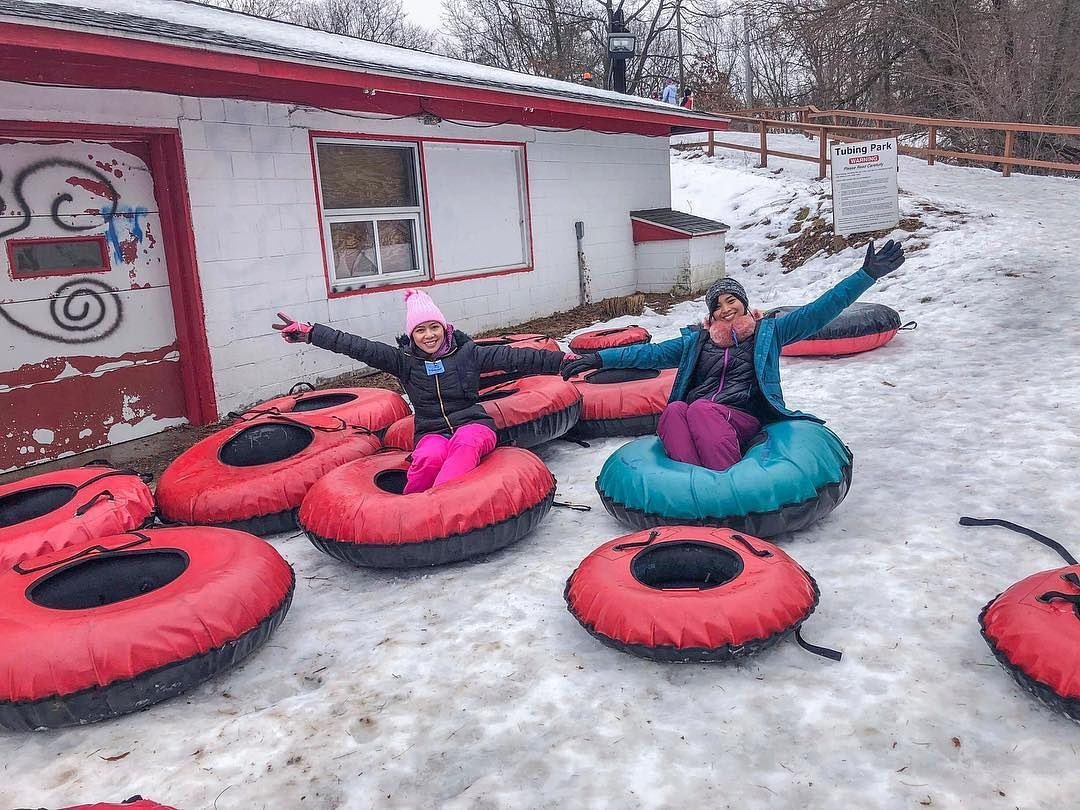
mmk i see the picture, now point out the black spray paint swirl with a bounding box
[0,277,124,344]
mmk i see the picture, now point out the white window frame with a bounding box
[313,137,428,290]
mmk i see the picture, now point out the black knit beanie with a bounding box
[705,278,749,314]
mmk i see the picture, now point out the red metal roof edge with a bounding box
[0,19,729,135]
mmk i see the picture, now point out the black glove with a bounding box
[560,354,602,380]
[861,239,905,280]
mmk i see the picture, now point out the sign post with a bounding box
[830,137,899,236]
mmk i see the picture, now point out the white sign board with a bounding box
[830,137,899,236]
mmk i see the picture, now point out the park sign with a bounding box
[830,137,900,236]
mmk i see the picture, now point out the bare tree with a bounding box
[197,0,300,19]
[297,0,437,49]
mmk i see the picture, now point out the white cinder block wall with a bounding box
[0,83,676,414]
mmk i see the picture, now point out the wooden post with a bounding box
[1002,129,1014,177]
[708,129,714,157]
[818,125,828,179]
[927,126,936,166]
[758,119,768,168]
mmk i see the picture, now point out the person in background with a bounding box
[661,78,679,105]
[275,289,571,494]
[681,87,694,109]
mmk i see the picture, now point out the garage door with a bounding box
[0,136,187,472]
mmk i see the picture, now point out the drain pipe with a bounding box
[575,220,592,305]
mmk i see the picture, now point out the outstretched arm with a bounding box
[275,313,404,376]
[597,336,686,370]
[476,344,564,376]
[775,240,904,346]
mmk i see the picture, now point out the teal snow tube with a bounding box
[596,420,853,538]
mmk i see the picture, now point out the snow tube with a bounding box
[240,382,409,435]
[59,799,176,810]
[596,420,853,537]
[773,302,911,356]
[566,526,823,662]
[0,463,155,569]
[156,413,381,535]
[475,333,561,387]
[0,527,293,731]
[566,367,676,439]
[301,448,555,568]
[569,325,651,353]
[383,376,582,450]
[961,517,1080,721]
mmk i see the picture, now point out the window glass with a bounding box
[317,143,418,210]
[10,237,109,277]
[377,219,418,275]
[329,221,378,279]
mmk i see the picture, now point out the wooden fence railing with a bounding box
[692,105,1080,178]
[691,112,898,178]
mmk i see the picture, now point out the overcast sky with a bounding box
[399,0,444,28]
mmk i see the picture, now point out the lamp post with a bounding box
[607,9,636,94]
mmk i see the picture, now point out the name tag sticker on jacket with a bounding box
[424,360,445,375]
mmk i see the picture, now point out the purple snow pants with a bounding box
[657,399,761,471]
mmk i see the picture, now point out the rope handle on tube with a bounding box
[74,489,114,516]
[899,321,918,330]
[613,530,661,552]
[13,531,153,575]
[958,517,1077,565]
[289,381,317,395]
[794,628,843,662]
[553,500,592,512]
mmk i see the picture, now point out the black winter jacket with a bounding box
[309,325,564,439]
[684,333,769,419]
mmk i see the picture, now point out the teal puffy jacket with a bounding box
[597,269,877,423]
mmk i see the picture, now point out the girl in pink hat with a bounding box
[276,289,568,493]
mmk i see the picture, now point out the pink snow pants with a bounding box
[403,423,498,494]
[657,399,761,472]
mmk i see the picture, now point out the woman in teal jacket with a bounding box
[562,240,905,470]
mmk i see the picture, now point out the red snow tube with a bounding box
[157,413,381,535]
[773,302,912,356]
[301,448,555,568]
[566,367,676,439]
[0,464,154,569]
[0,527,293,731]
[241,382,409,434]
[383,376,582,450]
[980,567,1080,720]
[60,803,173,810]
[475,333,562,387]
[569,325,651,352]
[962,517,1080,721]
[566,526,822,662]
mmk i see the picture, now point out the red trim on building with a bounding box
[630,218,727,243]
[308,130,536,298]
[6,234,111,279]
[0,22,726,136]
[0,119,218,425]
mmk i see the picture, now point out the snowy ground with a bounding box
[5,134,1080,810]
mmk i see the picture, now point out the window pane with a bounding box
[377,219,418,275]
[11,237,108,277]
[317,143,418,210]
[329,221,378,279]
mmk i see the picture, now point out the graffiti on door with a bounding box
[1,138,186,471]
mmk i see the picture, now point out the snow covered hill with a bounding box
[4,137,1079,810]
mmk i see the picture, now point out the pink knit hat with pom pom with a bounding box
[404,288,448,335]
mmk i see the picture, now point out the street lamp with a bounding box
[607,30,636,94]
[607,32,637,58]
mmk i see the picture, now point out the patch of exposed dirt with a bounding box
[779,215,924,272]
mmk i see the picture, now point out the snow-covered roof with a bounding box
[0,0,726,126]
